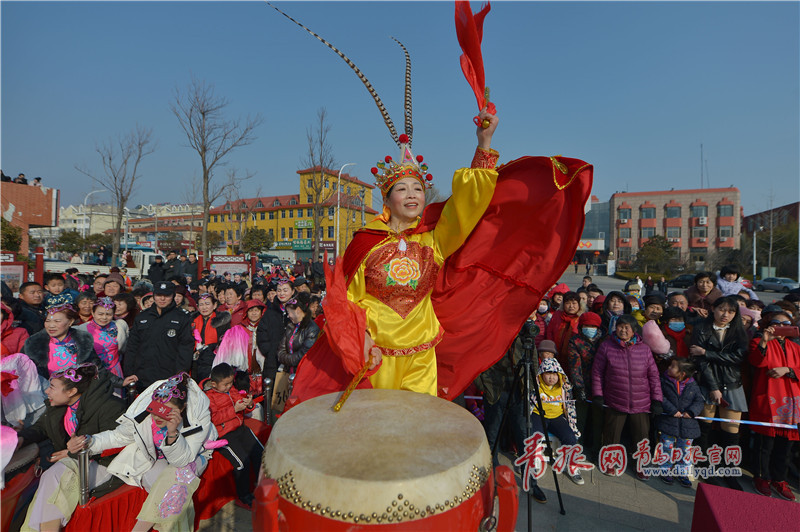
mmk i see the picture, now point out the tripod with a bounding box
[491,330,566,531]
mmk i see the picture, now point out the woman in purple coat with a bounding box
[592,314,663,479]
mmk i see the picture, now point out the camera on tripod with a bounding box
[519,319,538,339]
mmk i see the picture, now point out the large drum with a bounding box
[256,389,518,531]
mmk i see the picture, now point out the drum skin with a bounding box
[256,389,519,530]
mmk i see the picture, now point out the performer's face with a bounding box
[385,177,425,222]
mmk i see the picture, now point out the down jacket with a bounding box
[655,374,704,439]
[592,334,662,414]
[689,320,748,392]
[88,377,217,487]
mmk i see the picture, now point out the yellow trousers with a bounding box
[369,347,437,396]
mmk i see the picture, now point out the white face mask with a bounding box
[537,305,549,314]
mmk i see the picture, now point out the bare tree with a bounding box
[171,77,262,259]
[218,172,261,254]
[75,126,156,265]
[302,108,337,259]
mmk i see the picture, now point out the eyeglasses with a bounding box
[769,320,792,326]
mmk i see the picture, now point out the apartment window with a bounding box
[269,211,275,220]
[273,199,280,207]
[640,207,656,219]
[717,204,733,217]
[665,206,681,218]
[618,208,632,220]
[281,210,286,219]
[307,208,313,217]
[691,226,708,238]
[666,227,681,238]
[619,228,631,238]
[260,212,265,220]
[281,227,286,239]
[618,248,632,261]
[307,179,313,187]
[289,209,294,218]
[288,228,293,239]
[325,181,330,189]
[307,195,313,203]
[289,198,297,205]
[719,226,733,238]
[306,228,313,238]
[227,231,232,240]
[252,213,257,221]
[641,227,655,238]
[212,215,217,223]
[328,226,334,238]
[235,230,240,240]
[691,205,708,218]
[328,207,335,216]
[268,228,274,237]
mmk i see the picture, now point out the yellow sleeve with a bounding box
[432,167,498,260]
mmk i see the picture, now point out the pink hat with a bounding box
[642,320,670,355]
[740,306,761,324]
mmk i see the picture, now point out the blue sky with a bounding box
[2,1,798,215]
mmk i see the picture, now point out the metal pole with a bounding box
[263,377,273,425]
[154,212,158,254]
[82,190,104,238]
[336,163,356,257]
[752,229,757,281]
[78,448,90,506]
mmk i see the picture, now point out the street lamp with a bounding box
[123,207,131,254]
[82,190,105,238]
[752,225,764,282]
[336,162,356,257]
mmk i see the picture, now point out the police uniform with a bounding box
[123,282,194,391]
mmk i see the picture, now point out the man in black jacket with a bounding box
[163,251,181,281]
[17,282,46,335]
[148,255,165,283]
[256,289,289,389]
[124,281,193,392]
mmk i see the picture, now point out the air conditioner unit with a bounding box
[720,237,727,242]
[699,238,706,242]
[668,238,679,243]
[622,238,630,243]
[619,219,628,224]
[328,214,333,220]
[698,217,708,225]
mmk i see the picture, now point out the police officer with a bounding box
[124,281,194,392]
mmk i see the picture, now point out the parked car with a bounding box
[740,278,753,289]
[754,277,800,293]
[667,274,696,289]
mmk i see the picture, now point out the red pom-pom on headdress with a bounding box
[398,134,409,144]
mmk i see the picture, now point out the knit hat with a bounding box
[538,340,558,355]
[578,312,602,328]
[104,273,125,287]
[762,304,784,314]
[739,306,761,323]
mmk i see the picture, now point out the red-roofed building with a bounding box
[609,187,741,267]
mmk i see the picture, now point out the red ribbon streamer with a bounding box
[455,1,496,119]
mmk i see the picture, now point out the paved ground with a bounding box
[198,269,797,531]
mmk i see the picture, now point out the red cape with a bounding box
[291,155,592,404]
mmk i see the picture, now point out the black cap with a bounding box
[293,276,310,287]
[154,255,163,260]
[153,281,175,296]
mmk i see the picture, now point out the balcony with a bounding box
[689,237,709,248]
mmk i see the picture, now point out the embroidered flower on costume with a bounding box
[175,462,197,483]
[384,257,421,289]
[158,484,189,518]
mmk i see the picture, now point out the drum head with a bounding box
[262,389,491,524]
[4,443,38,475]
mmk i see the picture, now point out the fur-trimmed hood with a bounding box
[23,327,97,379]
[210,310,231,330]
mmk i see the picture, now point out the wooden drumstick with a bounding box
[333,352,376,412]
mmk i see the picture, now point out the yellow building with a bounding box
[208,167,378,259]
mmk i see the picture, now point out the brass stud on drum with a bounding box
[392,500,398,506]
[398,493,403,500]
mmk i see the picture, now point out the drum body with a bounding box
[258,389,496,530]
[1,443,40,532]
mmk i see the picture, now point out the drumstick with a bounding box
[333,353,375,412]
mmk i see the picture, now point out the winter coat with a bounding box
[88,377,217,487]
[566,330,603,396]
[546,310,580,369]
[183,260,199,282]
[18,302,45,336]
[592,334,662,414]
[163,258,181,281]
[147,262,165,283]
[277,320,321,369]
[18,374,124,467]
[748,337,800,440]
[685,286,723,314]
[655,373,704,439]
[203,385,254,437]
[716,277,758,300]
[689,320,748,392]
[191,311,230,381]
[22,327,121,386]
[123,302,194,392]
[256,299,289,386]
[225,301,248,328]
[2,322,29,355]
[533,313,548,348]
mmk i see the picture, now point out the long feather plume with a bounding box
[390,37,413,146]
[268,2,400,146]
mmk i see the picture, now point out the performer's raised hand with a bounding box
[476,107,499,150]
[364,333,382,370]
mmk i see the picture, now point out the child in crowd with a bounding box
[204,363,263,509]
[656,358,704,487]
[530,357,584,485]
[660,307,689,360]
[546,291,581,369]
[43,273,77,307]
[533,298,551,347]
[717,266,759,300]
